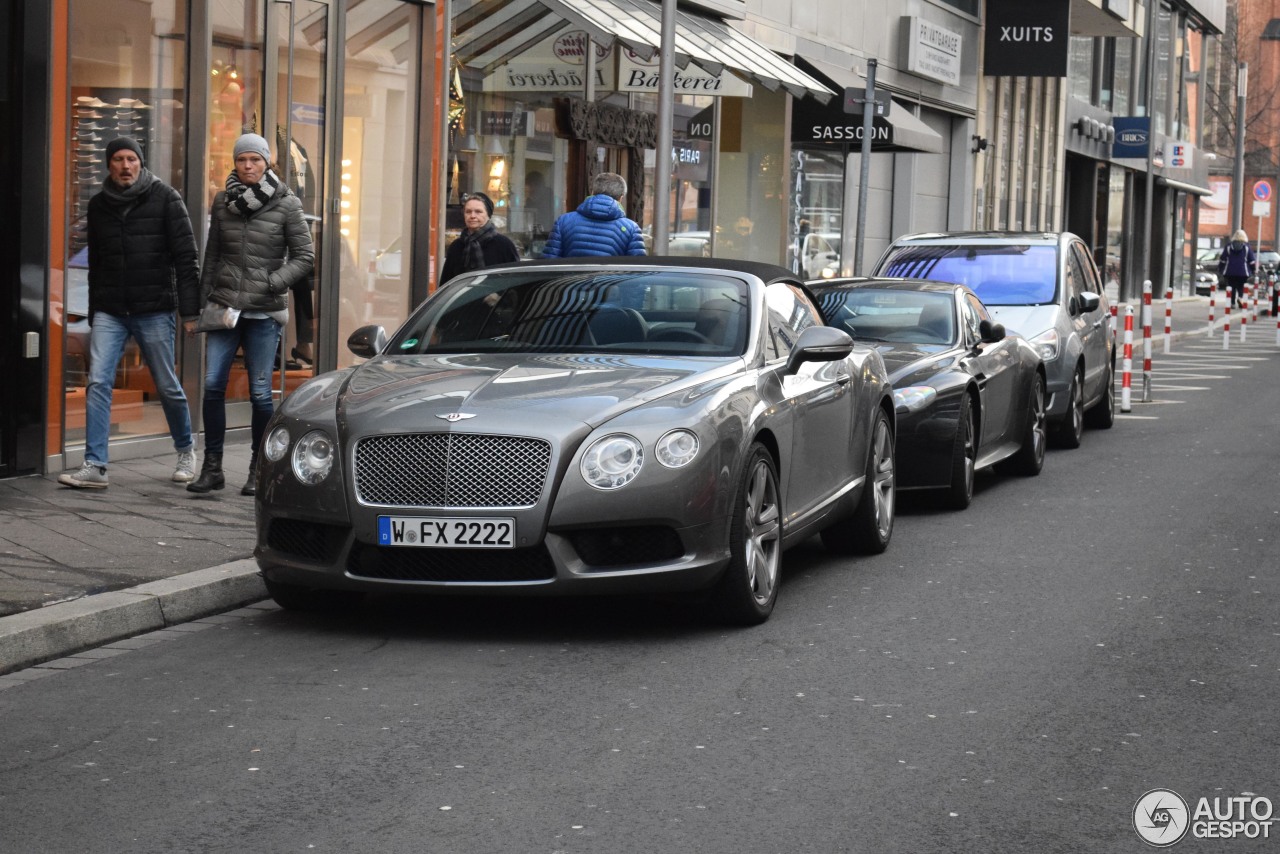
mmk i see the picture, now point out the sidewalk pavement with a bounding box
[0,293,1266,675]
[0,440,266,674]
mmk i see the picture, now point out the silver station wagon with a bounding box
[874,232,1116,448]
[254,258,897,625]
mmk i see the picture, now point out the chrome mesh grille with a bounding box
[354,433,551,508]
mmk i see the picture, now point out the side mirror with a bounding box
[1079,292,1101,313]
[979,319,1006,343]
[784,325,855,375]
[347,325,387,359]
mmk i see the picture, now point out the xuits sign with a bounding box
[983,0,1070,77]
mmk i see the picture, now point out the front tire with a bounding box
[711,443,782,625]
[1004,372,1046,476]
[1051,368,1084,449]
[943,394,976,510]
[822,408,895,555]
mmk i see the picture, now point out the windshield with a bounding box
[387,270,751,357]
[815,288,955,346]
[878,244,1058,305]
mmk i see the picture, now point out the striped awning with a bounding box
[453,0,834,100]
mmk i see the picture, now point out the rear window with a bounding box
[878,244,1058,305]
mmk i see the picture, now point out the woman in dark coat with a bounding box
[188,133,314,496]
[439,192,520,284]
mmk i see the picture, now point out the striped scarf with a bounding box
[224,168,281,216]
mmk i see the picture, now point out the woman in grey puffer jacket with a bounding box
[188,133,314,495]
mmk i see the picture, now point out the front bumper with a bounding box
[255,514,731,596]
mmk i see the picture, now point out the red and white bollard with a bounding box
[1121,304,1134,413]
[1164,286,1173,354]
[1141,281,1153,403]
[1223,287,1232,350]
[1252,281,1259,324]
[1208,282,1216,337]
[1241,285,1248,343]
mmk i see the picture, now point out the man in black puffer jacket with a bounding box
[58,137,202,490]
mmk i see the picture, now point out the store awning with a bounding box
[1158,176,1214,197]
[791,55,946,154]
[453,0,834,100]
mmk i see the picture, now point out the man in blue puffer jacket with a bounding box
[542,172,647,258]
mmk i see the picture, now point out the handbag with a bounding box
[195,300,241,332]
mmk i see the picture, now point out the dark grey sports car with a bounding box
[254,259,897,625]
[810,278,1046,510]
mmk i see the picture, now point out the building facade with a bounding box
[0,0,1227,480]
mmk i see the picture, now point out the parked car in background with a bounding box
[811,278,1046,510]
[1191,268,1218,297]
[667,230,711,257]
[873,231,1115,449]
[800,232,841,279]
[1256,250,1280,273]
[255,258,898,625]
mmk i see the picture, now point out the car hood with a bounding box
[986,304,1057,339]
[872,344,950,382]
[332,353,739,433]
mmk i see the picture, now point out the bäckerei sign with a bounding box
[983,0,1070,77]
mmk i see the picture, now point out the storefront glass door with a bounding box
[335,0,423,368]
[62,0,191,458]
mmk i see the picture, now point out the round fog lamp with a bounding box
[656,429,699,468]
[264,426,291,462]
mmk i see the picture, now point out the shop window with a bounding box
[63,0,191,451]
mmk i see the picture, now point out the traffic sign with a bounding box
[1253,200,1270,219]
[1253,180,1272,202]
[843,87,890,116]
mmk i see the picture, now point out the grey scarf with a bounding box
[460,221,497,272]
[99,168,156,209]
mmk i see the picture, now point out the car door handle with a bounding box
[836,371,851,385]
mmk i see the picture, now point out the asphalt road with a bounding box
[3,335,1278,853]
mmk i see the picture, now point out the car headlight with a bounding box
[1028,328,1060,362]
[892,386,936,413]
[264,426,291,462]
[292,430,335,485]
[581,434,644,490]
[655,429,699,468]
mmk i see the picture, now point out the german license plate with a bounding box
[377,516,515,548]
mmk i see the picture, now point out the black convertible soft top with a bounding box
[487,255,799,286]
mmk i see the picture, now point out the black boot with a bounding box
[187,453,225,493]
[241,456,258,496]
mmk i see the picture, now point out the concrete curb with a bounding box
[0,560,265,675]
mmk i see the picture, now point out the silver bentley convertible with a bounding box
[253,258,896,625]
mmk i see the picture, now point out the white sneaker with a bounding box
[173,449,198,483]
[58,461,109,489]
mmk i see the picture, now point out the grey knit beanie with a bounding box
[232,133,272,162]
[105,137,144,165]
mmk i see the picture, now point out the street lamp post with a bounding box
[1232,62,1248,235]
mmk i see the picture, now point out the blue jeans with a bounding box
[85,311,193,467]
[202,316,282,457]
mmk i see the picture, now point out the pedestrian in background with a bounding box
[58,137,201,490]
[188,132,314,496]
[1218,228,1256,309]
[439,191,520,284]
[541,172,646,258]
